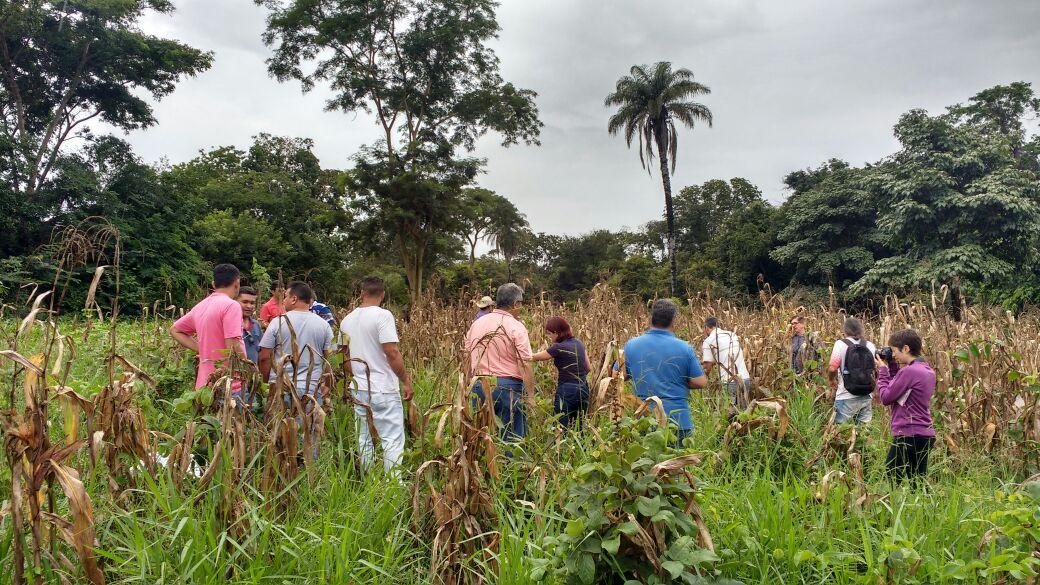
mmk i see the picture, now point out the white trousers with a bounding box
[353,390,405,472]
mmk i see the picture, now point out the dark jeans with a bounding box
[885,435,935,481]
[675,428,692,447]
[472,377,527,442]
[554,381,590,426]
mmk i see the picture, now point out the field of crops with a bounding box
[3,286,1040,584]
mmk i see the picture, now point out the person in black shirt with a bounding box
[531,316,592,426]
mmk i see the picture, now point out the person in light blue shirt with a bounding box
[622,299,708,444]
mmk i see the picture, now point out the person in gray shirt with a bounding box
[258,281,335,401]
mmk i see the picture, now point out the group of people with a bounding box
[170,269,937,482]
[170,264,411,472]
[464,286,937,482]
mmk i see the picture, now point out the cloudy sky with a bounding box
[127,0,1040,236]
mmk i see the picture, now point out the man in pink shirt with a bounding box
[170,264,248,397]
[464,282,534,441]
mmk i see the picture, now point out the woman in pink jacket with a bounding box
[874,328,936,481]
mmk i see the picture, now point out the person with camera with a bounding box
[874,328,936,481]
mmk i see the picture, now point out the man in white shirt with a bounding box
[827,317,877,425]
[340,276,413,472]
[701,317,753,409]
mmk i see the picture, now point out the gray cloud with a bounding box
[122,0,1040,236]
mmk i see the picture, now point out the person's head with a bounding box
[496,283,524,314]
[360,276,386,304]
[282,281,314,311]
[842,317,864,340]
[271,282,284,299]
[475,296,494,311]
[546,316,573,343]
[887,328,923,365]
[213,263,241,295]
[650,299,678,330]
[790,315,806,336]
[237,286,258,317]
[704,316,720,335]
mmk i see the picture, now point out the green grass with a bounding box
[0,317,1033,584]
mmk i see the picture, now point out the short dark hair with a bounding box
[361,276,385,297]
[704,316,720,329]
[842,317,864,339]
[213,264,240,288]
[888,329,923,356]
[238,286,258,297]
[792,315,806,324]
[286,281,314,304]
[650,299,677,328]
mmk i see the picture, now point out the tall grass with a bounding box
[2,287,1039,583]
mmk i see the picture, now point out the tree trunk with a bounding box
[468,237,477,267]
[656,126,677,296]
[950,279,964,322]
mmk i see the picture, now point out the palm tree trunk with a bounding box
[656,128,677,296]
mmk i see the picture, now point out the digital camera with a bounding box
[876,346,894,361]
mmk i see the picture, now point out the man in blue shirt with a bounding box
[623,299,707,444]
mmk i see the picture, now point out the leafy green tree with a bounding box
[950,81,1040,166]
[164,134,351,284]
[460,188,521,266]
[549,230,629,294]
[771,160,882,287]
[37,136,205,309]
[605,62,712,295]
[0,0,211,202]
[257,0,541,298]
[673,178,761,251]
[256,0,541,158]
[490,223,531,282]
[850,107,1040,317]
[346,143,478,300]
[710,200,783,292]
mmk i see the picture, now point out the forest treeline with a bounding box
[2,2,1039,312]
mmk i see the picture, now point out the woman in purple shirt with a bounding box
[874,328,936,481]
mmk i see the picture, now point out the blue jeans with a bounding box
[834,395,873,425]
[554,381,590,427]
[471,377,527,442]
[725,378,753,409]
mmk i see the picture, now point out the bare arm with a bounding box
[226,336,246,360]
[521,361,535,404]
[687,375,708,390]
[170,326,199,353]
[383,342,413,400]
[701,361,714,375]
[531,350,553,362]
[259,348,273,383]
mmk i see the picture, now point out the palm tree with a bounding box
[605,62,712,295]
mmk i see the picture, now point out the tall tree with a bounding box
[460,188,519,266]
[771,160,882,287]
[850,106,1040,318]
[163,134,352,287]
[673,177,762,251]
[0,1,211,200]
[488,210,530,281]
[605,62,712,295]
[256,0,541,298]
[347,143,478,300]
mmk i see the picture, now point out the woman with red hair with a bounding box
[532,316,592,426]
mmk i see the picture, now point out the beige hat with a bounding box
[475,296,494,309]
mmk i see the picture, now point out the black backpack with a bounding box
[841,339,876,396]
